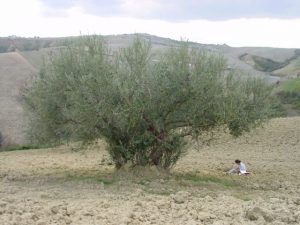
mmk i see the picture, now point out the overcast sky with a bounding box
[0,0,300,48]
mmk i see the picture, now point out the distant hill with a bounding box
[0,36,66,53]
[1,33,300,145]
[1,34,300,78]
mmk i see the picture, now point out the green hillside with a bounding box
[281,77,300,92]
[275,77,300,116]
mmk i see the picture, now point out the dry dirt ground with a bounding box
[0,117,299,225]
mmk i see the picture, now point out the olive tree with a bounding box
[23,35,272,169]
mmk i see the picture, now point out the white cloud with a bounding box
[37,0,300,20]
[0,0,42,35]
[119,0,164,16]
[185,18,300,48]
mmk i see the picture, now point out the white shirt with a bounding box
[239,162,247,173]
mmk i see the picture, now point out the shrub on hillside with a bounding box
[23,36,272,169]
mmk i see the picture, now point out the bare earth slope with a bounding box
[0,52,37,144]
[0,117,299,225]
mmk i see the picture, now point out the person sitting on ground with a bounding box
[227,159,248,175]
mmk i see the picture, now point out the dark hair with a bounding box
[235,159,241,164]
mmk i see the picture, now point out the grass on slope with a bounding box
[274,77,300,114]
[280,77,300,92]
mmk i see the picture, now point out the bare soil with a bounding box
[0,117,300,225]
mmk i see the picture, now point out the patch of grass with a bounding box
[0,143,55,152]
[136,179,151,186]
[272,77,300,115]
[176,174,237,188]
[269,95,286,117]
[281,77,300,92]
[66,174,114,185]
[97,177,114,185]
[276,91,300,111]
[241,197,252,201]
[277,85,300,111]
[232,193,253,201]
[136,180,174,196]
[143,188,173,196]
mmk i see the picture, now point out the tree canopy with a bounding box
[23,35,272,169]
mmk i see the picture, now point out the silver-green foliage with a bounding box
[24,35,272,169]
